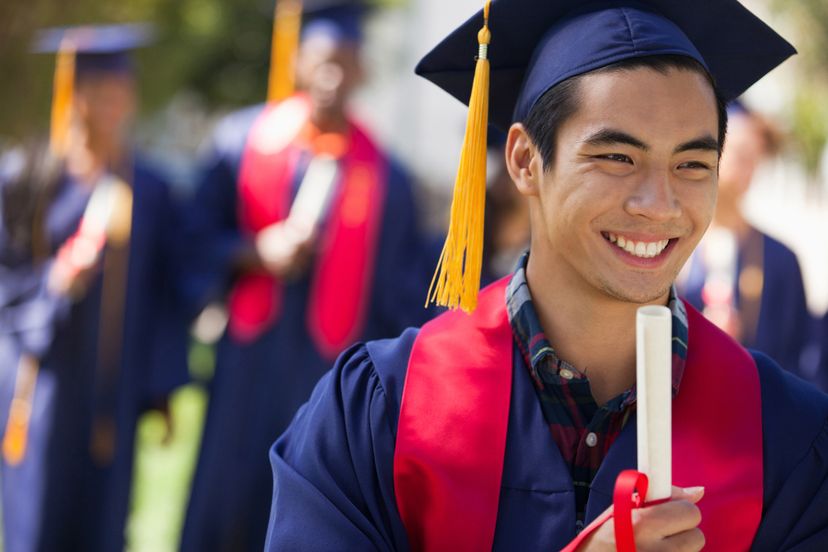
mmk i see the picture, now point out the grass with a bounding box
[126,383,207,552]
[127,341,215,552]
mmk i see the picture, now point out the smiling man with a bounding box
[264,1,828,551]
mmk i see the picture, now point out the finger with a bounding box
[635,499,702,538]
[661,528,705,552]
[670,485,705,504]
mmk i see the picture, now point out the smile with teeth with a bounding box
[604,232,671,258]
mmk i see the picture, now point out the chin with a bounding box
[597,277,673,305]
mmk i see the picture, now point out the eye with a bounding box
[595,153,633,164]
[677,161,712,171]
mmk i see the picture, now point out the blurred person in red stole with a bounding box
[263,1,828,550]
[678,101,818,387]
[178,2,435,551]
[0,24,187,552]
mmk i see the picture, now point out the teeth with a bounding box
[605,233,671,258]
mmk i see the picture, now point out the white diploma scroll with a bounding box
[288,154,339,230]
[636,305,673,501]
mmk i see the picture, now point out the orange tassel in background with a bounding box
[49,42,76,156]
[268,0,304,103]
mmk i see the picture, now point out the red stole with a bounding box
[394,278,764,551]
[228,95,387,359]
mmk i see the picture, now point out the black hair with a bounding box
[523,54,729,169]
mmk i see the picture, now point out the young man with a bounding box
[0,25,187,552]
[265,1,828,550]
[179,5,435,552]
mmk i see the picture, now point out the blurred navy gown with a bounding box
[180,104,435,552]
[0,159,188,552]
[681,233,815,384]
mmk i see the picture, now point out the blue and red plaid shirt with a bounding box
[506,253,689,525]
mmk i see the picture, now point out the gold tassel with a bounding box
[427,1,492,312]
[49,41,76,156]
[2,355,39,465]
[268,0,304,103]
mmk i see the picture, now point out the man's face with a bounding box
[296,35,362,118]
[74,73,136,142]
[521,67,720,304]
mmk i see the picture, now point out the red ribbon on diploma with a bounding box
[562,470,672,552]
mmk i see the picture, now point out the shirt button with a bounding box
[559,368,574,380]
[586,432,598,447]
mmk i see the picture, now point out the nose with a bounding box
[624,169,682,222]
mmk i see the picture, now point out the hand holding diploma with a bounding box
[570,306,705,552]
[576,486,705,551]
[255,219,316,280]
[255,154,340,280]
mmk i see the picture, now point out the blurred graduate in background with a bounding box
[482,128,530,285]
[178,1,436,550]
[678,101,817,386]
[0,24,189,551]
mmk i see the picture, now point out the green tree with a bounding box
[0,0,400,141]
[770,0,828,174]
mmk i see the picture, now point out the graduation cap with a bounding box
[33,23,154,78]
[419,0,796,312]
[32,24,154,156]
[268,0,369,103]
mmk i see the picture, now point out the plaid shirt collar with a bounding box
[506,252,688,405]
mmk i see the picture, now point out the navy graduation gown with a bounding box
[180,105,437,552]
[682,232,814,383]
[0,159,189,552]
[266,331,828,551]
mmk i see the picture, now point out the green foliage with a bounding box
[770,0,828,173]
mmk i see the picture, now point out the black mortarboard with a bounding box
[33,24,154,78]
[417,0,796,131]
[302,5,368,45]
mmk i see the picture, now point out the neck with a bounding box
[525,245,668,405]
[309,108,348,134]
[66,128,127,186]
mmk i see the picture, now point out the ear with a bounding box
[505,123,542,197]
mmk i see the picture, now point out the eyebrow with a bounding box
[673,136,720,154]
[582,129,649,151]
[582,128,720,154]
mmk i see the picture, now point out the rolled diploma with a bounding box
[636,305,673,501]
[288,154,339,230]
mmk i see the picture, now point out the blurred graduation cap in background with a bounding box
[268,0,370,103]
[33,23,155,78]
[32,23,155,155]
[414,0,796,312]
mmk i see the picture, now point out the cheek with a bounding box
[680,181,717,233]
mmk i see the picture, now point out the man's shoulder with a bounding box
[760,232,802,273]
[206,104,265,160]
[361,327,420,426]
